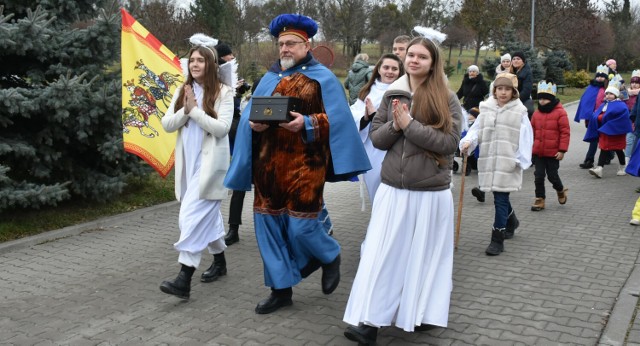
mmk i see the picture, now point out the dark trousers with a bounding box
[597,150,625,166]
[228,190,246,227]
[493,192,512,229]
[585,140,598,162]
[533,155,564,199]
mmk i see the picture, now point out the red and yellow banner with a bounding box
[121,8,183,177]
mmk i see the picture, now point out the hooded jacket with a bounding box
[344,60,372,104]
[370,75,462,191]
[531,102,570,157]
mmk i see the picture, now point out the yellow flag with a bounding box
[121,9,182,177]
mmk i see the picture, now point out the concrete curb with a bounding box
[0,201,179,255]
[599,258,640,345]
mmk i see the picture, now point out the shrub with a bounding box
[564,70,591,88]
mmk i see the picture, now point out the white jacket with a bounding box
[162,84,234,201]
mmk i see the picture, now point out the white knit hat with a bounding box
[501,53,511,62]
[468,65,479,73]
[605,85,620,98]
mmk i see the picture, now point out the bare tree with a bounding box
[460,0,509,65]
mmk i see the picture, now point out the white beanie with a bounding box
[605,85,620,98]
[468,65,479,73]
[501,53,511,62]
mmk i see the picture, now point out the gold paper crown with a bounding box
[632,70,640,78]
[609,80,622,90]
[537,81,557,96]
[596,64,609,75]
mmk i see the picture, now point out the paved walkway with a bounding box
[2,102,640,345]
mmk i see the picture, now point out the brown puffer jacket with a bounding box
[370,76,462,191]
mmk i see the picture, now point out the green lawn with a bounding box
[0,172,176,243]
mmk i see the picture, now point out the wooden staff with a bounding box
[455,154,468,249]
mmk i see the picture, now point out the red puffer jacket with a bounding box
[531,102,570,157]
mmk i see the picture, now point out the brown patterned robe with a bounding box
[252,73,331,218]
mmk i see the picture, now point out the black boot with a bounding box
[300,257,322,278]
[160,265,193,299]
[344,324,378,345]
[201,252,227,283]
[579,159,594,169]
[255,287,293,314]
[471,187,485,202]
[225,225,239,245]
[485,228,505,256]
[321,254,341,294]
[504,210,519,239]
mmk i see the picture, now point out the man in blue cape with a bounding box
[224,14,371,314]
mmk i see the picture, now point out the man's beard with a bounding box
[281,57,295,70]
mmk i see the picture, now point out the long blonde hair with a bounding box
[407,37,452,134]
[174,46,221,118]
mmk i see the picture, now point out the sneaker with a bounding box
[631,219,640,226]
[617,165,627,176]
[589,166,603,178]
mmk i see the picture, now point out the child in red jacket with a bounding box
[530,80,570,211]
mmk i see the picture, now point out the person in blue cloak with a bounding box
[584,83,632,178]
[575,65,609,169]
[223,14,371,314]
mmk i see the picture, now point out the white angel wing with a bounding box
[218,59,238,90]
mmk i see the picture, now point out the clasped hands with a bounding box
[250,111,304,133]
[182,84,199,115]
[392,99,412,131]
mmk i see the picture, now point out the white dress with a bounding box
[351,80,391,202]
[174,82,226,268]
[343,183,454,331]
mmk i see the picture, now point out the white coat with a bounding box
[162,84,234,201]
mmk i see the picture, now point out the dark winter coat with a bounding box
[456,73,489,111]
[513,63,533,102]
[531,102,570,157]
[344,60,372,104]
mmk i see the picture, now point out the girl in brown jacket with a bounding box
[343,33,462,344]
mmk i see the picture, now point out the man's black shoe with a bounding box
[224,227,239,245]
[321,254,340,294]
[300,257,322,278]
[255,290,292,314]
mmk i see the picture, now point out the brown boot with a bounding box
[557,188,568,205]
[531,198,545,211]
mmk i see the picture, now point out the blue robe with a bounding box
[584,100,632,142]
[574,84,602,123]
[223,54,370,289]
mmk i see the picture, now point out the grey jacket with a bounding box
[370,75,462,191]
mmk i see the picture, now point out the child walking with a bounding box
[586,81,632,178]
[530,80,570,211]
[575,65,608,169]
[460,73,533,256]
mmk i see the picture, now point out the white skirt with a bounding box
[343,183,454,332]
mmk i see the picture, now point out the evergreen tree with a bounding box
[542,50,573,85]
[0,1,148,212]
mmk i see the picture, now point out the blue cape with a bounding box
[224,56,371,191]
[574,84,601,122]
[583,100,632,142]
[626,144,640,176]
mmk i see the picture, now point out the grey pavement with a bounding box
[2,101,640,345]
